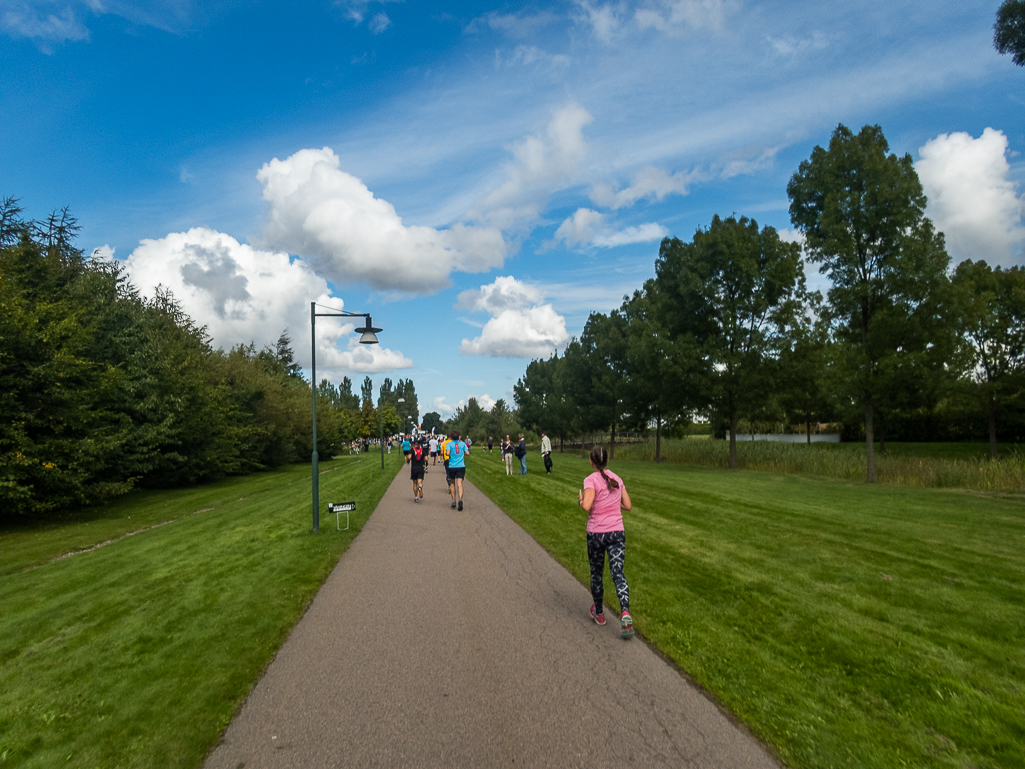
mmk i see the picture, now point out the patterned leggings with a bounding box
[587,530,629,614]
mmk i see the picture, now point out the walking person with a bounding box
[446,430,469,510]
[516,433,527,475]
[502,435,514,475]
[429,435,439,465]
[540,431,552,474]
[577,446,634,640]
[487,435,494,453]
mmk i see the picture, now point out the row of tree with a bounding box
[0,200,420,518]
[513,125,1025,480]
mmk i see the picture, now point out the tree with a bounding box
[360,376,374,405]
[788,124,949,481]
[618,288,692,461]
[654,216,806,469]
[274,331,302,378]
[950,260,1025,458]
[995,0,1025,66]
[421,411,445,434]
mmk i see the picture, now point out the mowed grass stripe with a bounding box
[469,452,1025,769]
[0,454,402,769]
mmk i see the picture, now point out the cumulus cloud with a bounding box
[553,208,667,249]
[477,102,594,231]
[916,128,1025,266]
[258,147,507,293]
[119,227,412,374]
[432,395,460,418]
[635,0,739,34]
[457,276,570,358]
[589,165,699,209]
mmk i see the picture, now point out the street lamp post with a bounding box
[311,302,381,533]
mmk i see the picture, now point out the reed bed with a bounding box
[616,439,1025,492]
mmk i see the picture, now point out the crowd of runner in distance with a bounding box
[398,428,471,511]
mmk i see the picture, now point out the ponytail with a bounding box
[589,446,620,490]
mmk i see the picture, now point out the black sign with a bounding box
[329,502,356,513]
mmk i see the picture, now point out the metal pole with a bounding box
[379,396,385,470]
[311,301,319,533]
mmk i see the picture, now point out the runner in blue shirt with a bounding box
[446,430,469,511]
[401,435,411,463]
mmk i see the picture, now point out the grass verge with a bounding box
[0,453,402,768]
[470,450,1025,769]
[616,439,1025,492]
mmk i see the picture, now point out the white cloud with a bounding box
[457,276,570,358]
[467,10,559,36]
[477,102,594,231]
[589,165,698,209]
[1,0,194,48]
[1,3,88,49]
[916,128,1025,267]
[119,227,413,374]
[591,222,667,246]
[336,0,400,25]
[258,147,507,293]
[766,31,828,58]
[368,12,390,34]
[573,1,623,42]
[553,208,607,248]
[475,393,497,411]
[720,145,782,179]
[495,45,571,70]
[432,395,461,418]
[553,208,667,248]
[635,0,739,34]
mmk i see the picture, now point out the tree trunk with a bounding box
[729,411,738,470]
[865,399,877,483]
[610,421,616,460]
[805,411,811,445]
[879,413,887,456]
[987,393,998,460]
[655,413,662,463]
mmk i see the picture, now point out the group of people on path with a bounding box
[400,429,634,641]
[401,430,470,511]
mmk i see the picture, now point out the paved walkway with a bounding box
[204,460,781,769]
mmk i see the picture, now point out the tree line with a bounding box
[0,200,418,518]
[513,125,1025,481]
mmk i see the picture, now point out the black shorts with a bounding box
[430,451,437,458]
[410,464,425,480]
[448,466,465,480]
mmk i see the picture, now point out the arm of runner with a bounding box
[620,485,632,511]
[578,487,595,512]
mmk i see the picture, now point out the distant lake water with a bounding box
[729,433,841,443]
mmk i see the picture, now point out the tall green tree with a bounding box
[788,124,949,481]
[995,0,1025,65]
[654,216,806,469]
[950,260,1025,458]
[360,376,374,405]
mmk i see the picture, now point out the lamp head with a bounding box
[359,315,382,344]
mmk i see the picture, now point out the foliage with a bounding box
[0,203,367,517]
[995,0,1025,65]
[788,123,950,480]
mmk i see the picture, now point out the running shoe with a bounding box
[620,610,634,640]
[451,501,456,508]
[419,488,423,499]
[457,499,463,511]
[590,604,606,626]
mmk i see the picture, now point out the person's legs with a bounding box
[605,531,629,613]
[586,532,608,615]
[519,455,527,474]
[505,453,513,475]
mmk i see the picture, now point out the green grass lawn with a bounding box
[470,450,1025,769]
[0,452,402,768]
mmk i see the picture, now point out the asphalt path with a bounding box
[204,456,781,769]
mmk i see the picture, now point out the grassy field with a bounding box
[0,453,402,768]
[615,439,1025,492]
[470,450,1025,769]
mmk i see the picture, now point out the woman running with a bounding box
[577,445,634,639]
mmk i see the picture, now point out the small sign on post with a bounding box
[329,501,356,531]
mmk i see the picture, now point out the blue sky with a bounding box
[2,0,1023,421]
